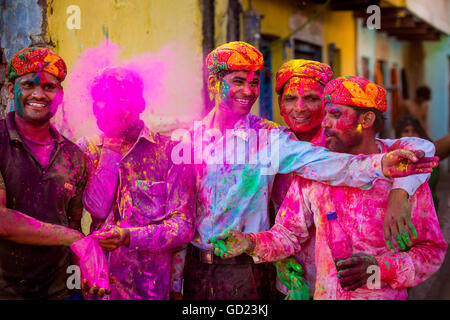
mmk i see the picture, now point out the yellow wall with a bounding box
[46,0,203,69]
[46,0,204,234]
[242,0,295,126]
[215,0,229,46]
[323,10,356,77]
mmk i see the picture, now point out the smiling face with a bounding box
[322,103,363,153]
[7,71,63,125]
[279,77,324,133]
[211,70,260,117]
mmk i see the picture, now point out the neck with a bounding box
[348,133,379,155]
[123,119,144,145]
[213,106,247,133]
[294,126,322,142]
[14,114,52,143]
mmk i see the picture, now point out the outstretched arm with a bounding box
[0,189,83,246]
[434,134,450,160]
[209,177,314,262]
[275,130,437,188]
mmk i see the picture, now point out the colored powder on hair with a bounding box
[52,40,204,139]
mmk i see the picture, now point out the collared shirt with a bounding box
[77,124,195,300]
[190,109,388,251]
[0,111,89,299]
[252,139,447,300]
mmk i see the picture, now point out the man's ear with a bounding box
[208,75,219,100]
[6,81,15,100]
[361,111,376,129]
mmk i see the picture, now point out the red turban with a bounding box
[323,76,387,112]
[7,47,67,82]
[205,41,263,75]
[275,59,332,95]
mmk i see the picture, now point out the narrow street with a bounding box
[409,170,450,299]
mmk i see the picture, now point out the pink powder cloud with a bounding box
[53,40,204,140]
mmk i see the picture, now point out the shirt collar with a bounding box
[94,123,157,147]
[201,108,252,141]
[6,111,65,144]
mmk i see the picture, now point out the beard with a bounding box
[324,128,363,153]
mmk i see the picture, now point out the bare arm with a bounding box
[0,190,83,246]
[434,134,450,160]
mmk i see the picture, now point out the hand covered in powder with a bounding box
[81,277,116,298]
[384,189,417,252]
[335,253,378,291]
[274,257,304,290]
[381,149,438,178]
[207,228,255,258]
[92,226,130,251]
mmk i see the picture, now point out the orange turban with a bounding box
[7,47,67,82]
[323,76,387,112]
[205,41,263,75]
[275,59,332,95]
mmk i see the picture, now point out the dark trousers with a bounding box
[183,245,277,300]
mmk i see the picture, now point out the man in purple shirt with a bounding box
[0,47,89,299]
[77,66,195,300]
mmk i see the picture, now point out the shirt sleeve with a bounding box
[78,139,122,220]
[274,129,385,189]
[170,245,188,293]
[380,137,434,196]
[128,161,196,252]
[252,176,314,263]
[375,183,447,289]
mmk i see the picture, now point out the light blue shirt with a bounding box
[191,111,388,250]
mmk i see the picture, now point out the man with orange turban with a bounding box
[210,76,445,300]
[177,41,438,300]
[0,47,91,299]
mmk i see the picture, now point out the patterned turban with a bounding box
[275,59,333,95]
[7,47,67,82]
[205,41,263,75]
[323,76,387,112]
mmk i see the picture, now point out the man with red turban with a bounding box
[271,62,436,299]
[210,76,446,300]
[0,47,90,299]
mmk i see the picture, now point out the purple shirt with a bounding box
[77,126,195,300]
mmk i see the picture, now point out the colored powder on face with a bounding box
[13,81,24,114]
[221,79,231,100]
[52,40,204,139]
